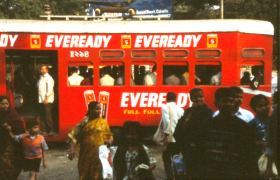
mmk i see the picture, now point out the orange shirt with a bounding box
[16,134,48,159]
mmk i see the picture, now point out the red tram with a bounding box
[0,19,273,141]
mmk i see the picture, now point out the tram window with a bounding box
[131,63,156,86]
[240,65,264,85]
[100,50,124,59]
[68,65,93,86]
[131,50,156,58]
[99,64,124,86]
[163,64,188,86]
[195,65,221,85]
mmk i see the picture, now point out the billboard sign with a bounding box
[86,0,172,17]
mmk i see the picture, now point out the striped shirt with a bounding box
[202,115,258,178]
[15,134,48,159]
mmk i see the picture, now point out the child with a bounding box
[5,119,48,180]
[113,121,156,180]
[99,135,114,180]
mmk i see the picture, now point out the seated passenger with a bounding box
[241,71,252,85]
[251,66,264,85]
[115,66,124,86]
[165,72,181,85]
[143,65,157,86]
[210,71,221,85]
[134,66,146,85]
[182,71,189,85]
[80,69,93,85]
[100,66,115,86]
[68,67,84,86]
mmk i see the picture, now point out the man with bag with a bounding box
[174,88,212,179]
[157,92,184,180]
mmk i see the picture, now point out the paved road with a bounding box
[19,143,166,180]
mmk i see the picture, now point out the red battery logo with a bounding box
[121,35,131,49]
[99,91,110,119]
[84,90,96,108]
[207,34,218,48]
[30,35,41,48]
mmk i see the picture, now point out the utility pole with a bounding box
[220,0,224,19]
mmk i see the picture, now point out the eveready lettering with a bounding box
[134,34,202,48]
[45,35,112,48]
[120,92,189,108]
[0,34,18,47]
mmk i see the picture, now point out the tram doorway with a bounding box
[5,50,58,132]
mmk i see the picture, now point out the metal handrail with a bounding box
[40,15,171,21]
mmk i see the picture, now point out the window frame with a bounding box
[162,61,189,86]
[194,61,222,86]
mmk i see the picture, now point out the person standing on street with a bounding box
[202,88,258,179]
[265,91,279,178]
[161,92,184,180]
[37,65,55,134]
[174,88,212,179]
[67,101,113,180]
[5,119,48,180]
[213,86,254,123]
[249,95,270,156]
[0,96,25,180]
[113,121,156,180]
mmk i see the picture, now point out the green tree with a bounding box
[0,0,85,19]
[174,0,278,67]
[49,0,85,15]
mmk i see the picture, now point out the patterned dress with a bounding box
[68,117,112,180]
[0,109,25,180]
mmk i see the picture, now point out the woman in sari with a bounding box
[0,96,25,180]
[68,101,112,180]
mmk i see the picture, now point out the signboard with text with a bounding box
[86,0,172,17]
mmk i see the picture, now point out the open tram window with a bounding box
[240,64,264,86]
[99,63,124,86]
[68,64,93,86]
[131,63,157,86]
[163,63,188,86]
[195,63,221,85]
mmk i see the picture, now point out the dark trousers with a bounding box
[39,103,54,132]
[162,142,180,180]
[182,147,203,179]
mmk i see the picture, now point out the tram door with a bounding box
[5,50,58,132]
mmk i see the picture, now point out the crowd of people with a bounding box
[68,64,223,87]
[158,88,278,180]
[0,84,278,180]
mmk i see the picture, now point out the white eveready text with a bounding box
[134,35,202,48]
[0,34,18,47]
[120,92,190,108]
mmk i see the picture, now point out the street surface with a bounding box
[18,143,166,180]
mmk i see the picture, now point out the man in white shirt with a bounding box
[68,67,84,86]
[161,92,184,180]
[100,66,115,86]
[213,86,254,123]
[37,65,55,134]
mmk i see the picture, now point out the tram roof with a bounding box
[0,19,274,35]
